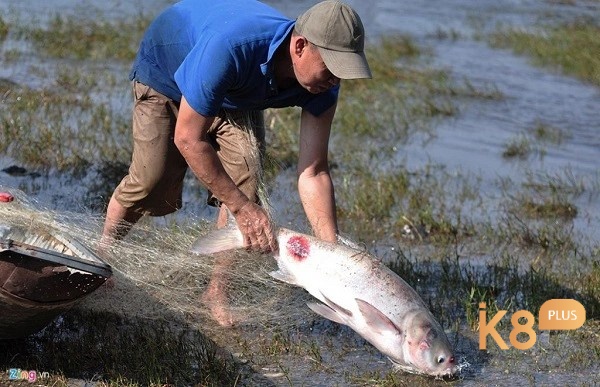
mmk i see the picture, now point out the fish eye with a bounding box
[437,356,445,364]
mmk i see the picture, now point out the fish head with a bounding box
[402,311,457,377]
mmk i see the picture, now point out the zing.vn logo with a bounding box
[479,299,586,350]
[7,368,50,383]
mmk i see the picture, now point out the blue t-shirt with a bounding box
[129,0,339,117]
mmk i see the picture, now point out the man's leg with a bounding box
[201,204,238,326]
[101,195,143,242]
[101,81,184,247]
[202,110,265,327]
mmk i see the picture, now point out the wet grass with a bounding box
[502,120,572,161]
[0,83,131,173]
[519,198,578,220]
[0,16,8,41]
[502,134,532,159]
[14,14,149,61]
[532,121,570,145]
[0,308,244,386]
[500,178,580,223]
[0,12,140,174]
[334,162,482,245]
[489,18,600,86]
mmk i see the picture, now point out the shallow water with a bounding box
[1,0,599,386]
[357,0,600,246]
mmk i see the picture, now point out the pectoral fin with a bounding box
[307,302,348,325]
[307,294,353,325]
[356,299,402,336]
[269,268,299,286]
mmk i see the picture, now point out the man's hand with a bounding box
[175,97,277,253]
[233,202,278,253]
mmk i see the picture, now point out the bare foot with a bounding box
[201,288,237,327]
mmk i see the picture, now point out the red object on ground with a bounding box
[0,192,14,202]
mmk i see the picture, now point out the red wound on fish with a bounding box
[287,236,310,261]
[0,192,14,203]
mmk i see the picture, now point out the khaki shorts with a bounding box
[113,81,265,216]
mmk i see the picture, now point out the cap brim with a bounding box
[318,47,372,80]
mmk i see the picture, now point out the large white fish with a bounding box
[192,224,457,377]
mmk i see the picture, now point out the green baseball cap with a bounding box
[296,0,372,80]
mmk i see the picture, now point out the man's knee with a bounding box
[113,173,184,216]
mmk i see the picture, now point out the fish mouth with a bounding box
[388,358,421,375]
[389,358,459,378]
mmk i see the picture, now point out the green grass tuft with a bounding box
[17,14,150,61]
[489,20,600,86]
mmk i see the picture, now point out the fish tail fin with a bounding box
[190,210,244,255]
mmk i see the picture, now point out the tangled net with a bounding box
[0,186,311,334]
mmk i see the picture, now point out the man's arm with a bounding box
[297,103,338,243]
[174,96,277,251]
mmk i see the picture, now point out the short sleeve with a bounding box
[174,33,237,117]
